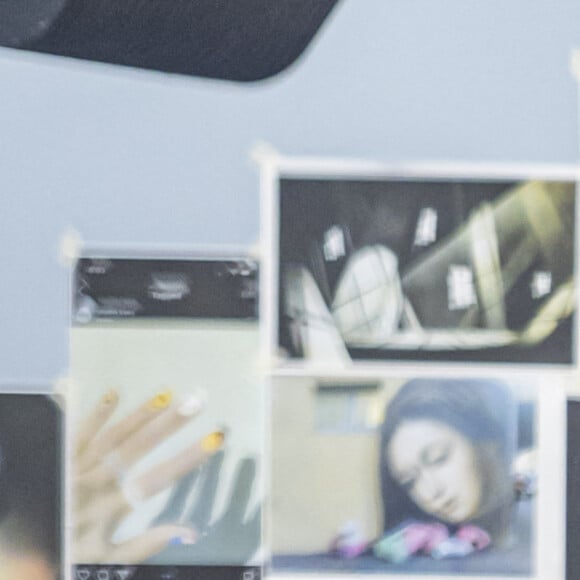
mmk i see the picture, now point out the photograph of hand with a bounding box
[74,389,225,564]
[70,256,264,573]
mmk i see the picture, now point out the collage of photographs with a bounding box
[3,2,580,580]
[1,159,578,580]
[261,156,577,580]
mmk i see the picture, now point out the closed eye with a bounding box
[424,443,451,467]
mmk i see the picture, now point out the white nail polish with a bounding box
[178,395,203,417]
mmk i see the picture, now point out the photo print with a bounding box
[0,394,63,580]
[270,374,562,578]
[567,398,580,580]
[70,254,263,580]
[273,170,576,366]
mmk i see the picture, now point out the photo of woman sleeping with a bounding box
[271,377,536,575]
[376,379,522,565]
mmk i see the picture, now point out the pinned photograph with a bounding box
[70,254,262,579]
[567,398,580,580]
[271,375,561,578]
[0,394,62,580]
[271,168,576,366]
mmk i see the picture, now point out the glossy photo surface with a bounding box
[0,394,62,580]
[277,175,576,366]
[70,256,263,580]
[271,376,537,576]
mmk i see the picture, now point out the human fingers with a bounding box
[112,394,204,470]
[76,390,174,474]
[75,389,119,456]
[110,525,197,564]
[135,430,226,500]
[94,390,174,454]
[78,432,225,520]
[74,485,128,532]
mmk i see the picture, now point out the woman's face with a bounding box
[386,418,482,523]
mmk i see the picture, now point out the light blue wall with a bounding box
[1,0,579,383]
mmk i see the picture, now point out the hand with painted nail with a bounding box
[73,390,225,564]
[145,451,261,566]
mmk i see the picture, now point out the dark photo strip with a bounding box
[70,253,263,580]
[0,393,63,580]
[567,398,580,580]
[271,168,576,367]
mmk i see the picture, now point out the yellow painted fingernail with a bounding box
[101,389,118,405]
[150,390,173,409]
[201,430,226,453]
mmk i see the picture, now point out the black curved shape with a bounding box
[0,0,67,45]
[0,0,340,81]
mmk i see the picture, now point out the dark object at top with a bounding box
[0,0,339,81]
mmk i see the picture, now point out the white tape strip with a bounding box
[58,227,83,266]
[249,141,280,166]
[571,48,580,81]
